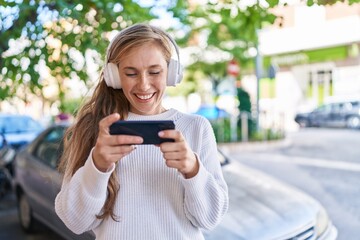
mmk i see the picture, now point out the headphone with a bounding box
[103,29,183,89]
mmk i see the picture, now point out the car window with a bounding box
[331,103,342,113]
[341,102,353,112]
[33,127,66,169]
[314,105,330,113]
[352,101,359,108]
[0,115,43,133]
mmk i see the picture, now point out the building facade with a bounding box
[245,2,360,130]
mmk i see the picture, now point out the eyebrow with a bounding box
[123,65,163,70]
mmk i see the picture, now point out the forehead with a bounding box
[119,42,167,66]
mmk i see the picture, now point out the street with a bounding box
[0,193,63,240]
[228,128,360,240]
[0,127,359,239]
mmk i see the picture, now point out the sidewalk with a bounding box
[218,137,292,154]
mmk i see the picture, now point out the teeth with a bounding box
[136,94,153,100]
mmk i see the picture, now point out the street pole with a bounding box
[255,42,262,131]
[227,60,240,142]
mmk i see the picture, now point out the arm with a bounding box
[181,118,229,230]
[55,113,143,234]
[55,151,113,234]
[181,152,229,230]
[159,117,229,230]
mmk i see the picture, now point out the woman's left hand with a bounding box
[158,130,199,179]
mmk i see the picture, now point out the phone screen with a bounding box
[109,120,175,144]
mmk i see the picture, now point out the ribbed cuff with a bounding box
[81,148,115,198]
[179,157,209,193]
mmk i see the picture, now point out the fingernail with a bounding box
[158,131,164,136]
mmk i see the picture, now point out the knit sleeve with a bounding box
[179,116,229,230]
[55,148,115,234]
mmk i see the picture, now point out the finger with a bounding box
[162,151,186,160]
[160,141,186,153]
[93,145,136,169]
[102,144,137,155]
[164,159,191,173]
[158,130,184,142]
[113,135,143,145]
[164,159,180,170]
[98,134,143,147]
[99,113,120,134]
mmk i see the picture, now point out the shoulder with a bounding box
[175,110,211,125]
[173,110,213,133]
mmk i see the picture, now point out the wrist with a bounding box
[93,160,114,172]
[184,153,199,179]
[92,148,114,172]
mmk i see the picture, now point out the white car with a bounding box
[204,151,337,240]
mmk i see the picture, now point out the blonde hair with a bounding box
[58,23,173,221]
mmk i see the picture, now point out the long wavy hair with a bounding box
[58,23,173,221]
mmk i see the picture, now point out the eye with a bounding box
[125,73,137,77]
[149,71,160,75]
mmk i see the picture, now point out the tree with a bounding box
[0,0,168,111]
[1,0,358,112]
[173,0,360,86]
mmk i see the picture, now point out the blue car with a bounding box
[0,114,44,149]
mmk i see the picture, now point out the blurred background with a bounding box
[1,0,360,239]
[1,0,359,142]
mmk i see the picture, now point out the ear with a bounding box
[167,59,183,86]
[104,63,122,89]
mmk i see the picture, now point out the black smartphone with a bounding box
[109,120,175,144]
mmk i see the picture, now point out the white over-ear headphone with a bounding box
[103,30,183,89]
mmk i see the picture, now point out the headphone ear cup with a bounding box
[167,59,183,86]
[104,63,122,89]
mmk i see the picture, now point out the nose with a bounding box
[137,73,150,90]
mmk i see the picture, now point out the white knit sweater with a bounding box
[55,109,229,240]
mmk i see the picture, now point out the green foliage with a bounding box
[0,0,156,105]
[182,1,278,85]
[211,116,284,143]
[0,0,357,111]
[306,0,360,5]
[60,97,83,116]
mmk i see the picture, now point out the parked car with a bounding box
[0,113,44,150]
[205,151,337,239]
[13,123,94,240]
[13,124,337,240]
[295,100,360,129]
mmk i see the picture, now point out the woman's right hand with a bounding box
[92,113,143,172]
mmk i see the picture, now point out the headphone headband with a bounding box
[103,25,183,89]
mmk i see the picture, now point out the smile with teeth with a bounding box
[135,93,155,100]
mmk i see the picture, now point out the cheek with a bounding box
[121,79,135,88]
[158,73,168,87]
[157,80,167,90]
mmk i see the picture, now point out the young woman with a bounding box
[55,23,228,240]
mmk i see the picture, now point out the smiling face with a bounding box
[118,42,168,115]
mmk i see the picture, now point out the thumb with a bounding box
[99,113,120,133]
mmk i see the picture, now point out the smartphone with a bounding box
[109,120,175,144]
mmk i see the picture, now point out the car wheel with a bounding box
[18,193,36,233]
[346,116,360,129]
